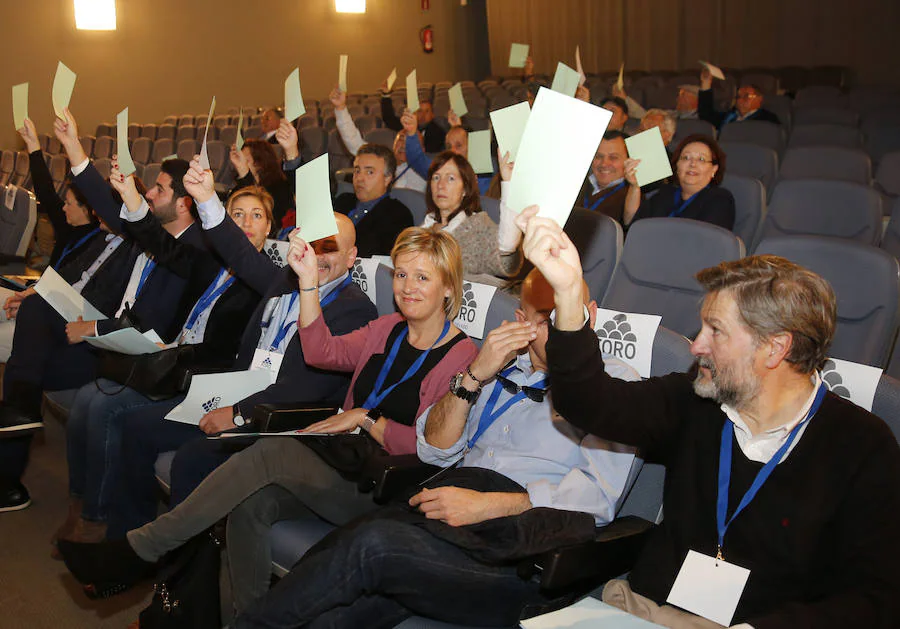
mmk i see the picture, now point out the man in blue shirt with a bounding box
[229,269,641,628]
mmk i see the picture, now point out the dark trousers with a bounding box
[107,396,199,538]
[170,432,235,506]
[233,519,542,629]
[4,295,98,392]
[0,436,31,487]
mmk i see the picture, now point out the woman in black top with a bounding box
[229,139,294,232]
[623,134,735,231]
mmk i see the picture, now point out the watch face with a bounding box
[234,415,245,427]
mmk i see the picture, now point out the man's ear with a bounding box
[763,331,793,369]
[587,300,598,329]
[345,245,358,269]
[176,196,192,216]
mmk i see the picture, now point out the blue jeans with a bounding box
[233,518,543,628]
[66,380,174,522]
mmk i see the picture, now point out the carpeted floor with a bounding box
[0,418,153,628]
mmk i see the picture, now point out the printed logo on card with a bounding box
[819,357,882,412]
[453,282,497,340]
[352,257,381,307]
[592,308,662,378]
[260,356,273,370]
[202,396,222,412]
[458,283,480,324]
[821,359,852,398]
[595,313,639,361]
[351,259,369,293]
[264,240,288,268]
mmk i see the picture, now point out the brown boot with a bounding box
[50,498,83,560]
[62,516,108,544]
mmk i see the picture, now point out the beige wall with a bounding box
[0,0,490,149]
[486,0,899,84]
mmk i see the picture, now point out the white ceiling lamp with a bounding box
[74,0,117,30]
[335,0,366,14]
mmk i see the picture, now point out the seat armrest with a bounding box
[524,516,655,593]
[359,453,441,504]
[251,402,340,432]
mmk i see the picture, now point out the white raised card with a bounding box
[821,357,882,412]
[52,61,76,120]
[666,550,750,627]
[575,45,586,87]
[550,62,581,99]
[263,239,289,268]
[406,69,419,113]
[250,348,284,380]
[448,83,468,118]
[12,83,28,131]
[165,369,273,425]
[508,43,530,69]
[116,108,136,177]
[699,60,725,81]
[616,63,625,90]
[593,308,661,379]
[235,109,244,151]
[83,328,163,355]
[351,257,382,307]
[285,68,306,121]
[339,54,349,93]
[508,87,612,227]
[294,154,338,243]
[467,130,494,174]
[453,281,497,340]
[198,96,216,171]
[624,127,673,188]
[521,596,665,628]
[34,266,107,323]
[490,101,531,162]
[386,67,397,91]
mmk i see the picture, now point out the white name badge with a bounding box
[453,281,497,340]
[666,550,750,627]
[251,348,284,382]
[593,308,661,379]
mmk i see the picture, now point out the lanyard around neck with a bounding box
[348,193,389,225]
[362,320,451,410]
[715,383,827,560]
[467,365,549,451]
[668,186,707,218]
[266,276,352,351]
[184,269,235,331]
[136,257,157,297]
[55,227,101,269]
[584,181,626,211]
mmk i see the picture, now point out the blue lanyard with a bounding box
[55,227,101,269]
[184,269,235,331]
[715,383,827,559]
[467,365,549,450]
[136,258,157,297]
[722,111,738,126]
[266,276,352,351]
[668,186,707,218]
[348,193,389,225]
[362,320,451,410]
[394,164,411,183]
[584,182,625,211]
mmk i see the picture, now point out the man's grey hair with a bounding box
[643,109,677,138]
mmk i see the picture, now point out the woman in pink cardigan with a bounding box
[59,227,479,614]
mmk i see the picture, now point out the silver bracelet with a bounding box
[300,286,318,292]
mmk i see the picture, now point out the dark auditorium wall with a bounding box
[0,0,490,149]
[486,0,899,86]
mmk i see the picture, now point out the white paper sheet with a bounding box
[821,357,882,412]
[294,154,338,243]
[507,87,612,227]
[386,67,397,91]
[339,54,349,92]
[116,107,136,177]
[466,130,494,174]
[699,60,725,81]
[83,328,164,355]
[351,257,382,307]
[198,96,216,171]
[508,43,530,69]
[550,62,581,98]
[575,46,586,87]
[165,370,273,425]
[406,70,419,113]
[521,597,665,628]
[616,63,625,90]
[453,281,497,340]
[489,101,531,162]
[593,308,661,379]
[624,127,674,188]
[33,266,107,323]
[667,550,750,627]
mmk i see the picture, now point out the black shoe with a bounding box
[58,538,156,590]
[0,403,43,437]
[0,482,31,512]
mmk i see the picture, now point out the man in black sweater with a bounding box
[517,207,900,629]
[333,143,413,256]
[699,69,780,131]
[381,92,446,153]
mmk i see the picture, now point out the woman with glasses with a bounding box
[621,134,735,231]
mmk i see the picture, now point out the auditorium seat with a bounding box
[11,151,29,187]
[205,141,227,176]
[297,115,318,131]
[130,137,152,165]
[127,123,142,141]
[162,115,178,127]
[795,85,847,109]
[300,127,327,163]
[79,135,95,158]
[93,158,112,180]
[176,139,197,162]
[218,126,238,147]
[478,196,500,223]
[757,179,882,245]
[875,152,900,200]
[93,136,114,159]
[755,235,900,368]
[788,124,862,149]
[565,209,622,302]
[865,127,900,166]
[871,373,900,439]
[0,150,13,186]
[792,106,859,128]
[363,128,395,149]
[326,130,353,172]
[740,72,779,96]
[46,136,63,155]
[142,163,161,190]
[764,94,793,132]
[355,115,379,135]
[49,155,69,194]
[671,119,716,147]
[389,188,428,225]
[0,184,37,256]
[175,126,196,144]
[879,197,900,260]
[778,146,871,186]
[601,217,745,338]
[720,121,785,157]
[95,123,112,138]
[156,124,177,142]
[719,141,779,197]
[177,114,194,127]
[722,173,766,250]
[151,138,175,163]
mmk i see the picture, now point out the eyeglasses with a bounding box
[736,92,760,100]
[495,373,548,402]
[678,154,715,165]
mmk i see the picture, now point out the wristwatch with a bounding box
[450,372,480,404]
[362,408,382,433]
[232,403,246,427]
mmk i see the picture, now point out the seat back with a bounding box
[151,138,175,163]
[364,128,396,150]
[141,124,158,140]
[875,152,900,197]
[390,188,428,225]
[205,141,227,175]
[156,124,177,141]
[93,158,112,180]
[755,235,900,367]
[300,127,327,162]
[175,125,196,144]
[373,262,396,316]
[719,141,779,197]
[866,127,900,167]
[721,173,766,250]
[719,120,784,156]
[758,179,882,246]
[142,163,162,190]
[789,124,862,149]
[478,196,500,223]
[602,217,744,338]
[872,374,900,443]
[130,137,153,165]
[11,151,29,186]
[218,125,238,147]
[565,209,623,302]
[93,135,114,159]
[0,185,38,256]
[792,106,859,127]
[670,118,717,147]
[176,139,198,162]
[779,146,871,186]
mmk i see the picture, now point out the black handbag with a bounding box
[138,529,222,629]
[95,344,195,400]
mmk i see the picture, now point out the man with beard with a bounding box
[517,208,900,629]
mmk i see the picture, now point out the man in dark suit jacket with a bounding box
[333,143,414,256]
[381,94,446,153]
[698,70,780,130]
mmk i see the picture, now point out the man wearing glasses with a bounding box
[698,68,780,130]
[229,268,641,628]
